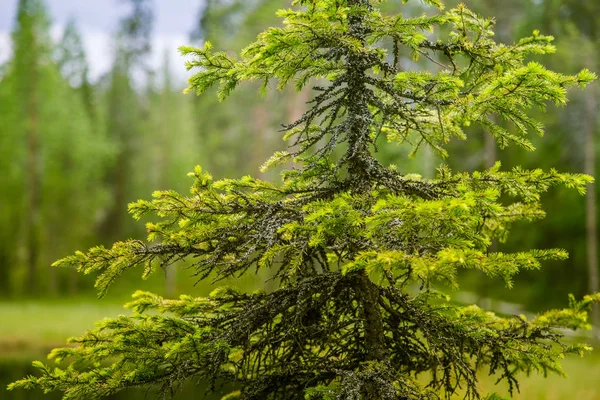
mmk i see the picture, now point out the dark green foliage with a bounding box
[10,0,600,399]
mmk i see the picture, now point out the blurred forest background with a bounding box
[1,0,600,398]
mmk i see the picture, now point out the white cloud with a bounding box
[151,34,192,82]
[0,31,11,66]
[78,28,115,81]
[0,0,202,85]
[0,25,191,87]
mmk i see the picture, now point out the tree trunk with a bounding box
[25,62,41,295]
[287,86,309,124]
[485,122,498,257]
[355,271,390,399]
[0,246,11,297]
[100,73,130,244]
[101,152,128,241]
[345,3,392,397]
[286,86,310,171]
[160,59,177,297]
[422,146,434,179]
[357,272,387,362]
[252,101,269,176]
[584,86,599,335]
[484,131,497,169]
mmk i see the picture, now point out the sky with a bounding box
[0,0,204,83]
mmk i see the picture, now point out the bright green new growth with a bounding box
[10,0,600,399]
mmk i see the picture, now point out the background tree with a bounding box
[136,52,201,296]
[190,0,297,180]
[451,0,600,320]
[11,0,50,294]
[0,0,112,295]
[53,18,108,293]
[99,0,154,243]
[55,19,98,124]
[55,19,88,88]
[526,0,600,334]
[0,63,22,297]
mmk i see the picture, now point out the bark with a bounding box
[252,101,269,176]
[584,86,599,334]
[345,4,390,398]
[422,146,434,179]
[356,272,387,362]
[101,152,128,241]
[484,131,497,170]
[100,72,130,243]
[160,61,177,297]
[0,247,11,297]
[485,122,498,256]
[25,56,41,295]
[287,87,309,123]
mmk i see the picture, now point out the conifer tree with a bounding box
[137,52,201,296]
[11,0,51,294]
[0,0,112,295]
[99,0,154,242]
[55,19,98,123]
[190,0,286,179]
[10,0,600,399]
[55,19,88,88]
[537,0,600,335]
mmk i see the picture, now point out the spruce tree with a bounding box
[190,0,286,179]
[55,19,98,123]
[55,19,88,88]
[0,0,112,295]
[99,0,154,242]
[10,0,600,399]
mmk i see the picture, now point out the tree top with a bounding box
[181,0,595,187]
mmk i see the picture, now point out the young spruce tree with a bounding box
[10,0,600,398]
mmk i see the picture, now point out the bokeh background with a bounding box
[1,0,599,398]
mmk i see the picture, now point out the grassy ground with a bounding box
[0,300,127,359]
[1,301,599,399]
[474,354,600,399]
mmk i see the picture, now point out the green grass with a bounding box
[473,354,600,399]
[0,300,127,359]
[0,266,273,361]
